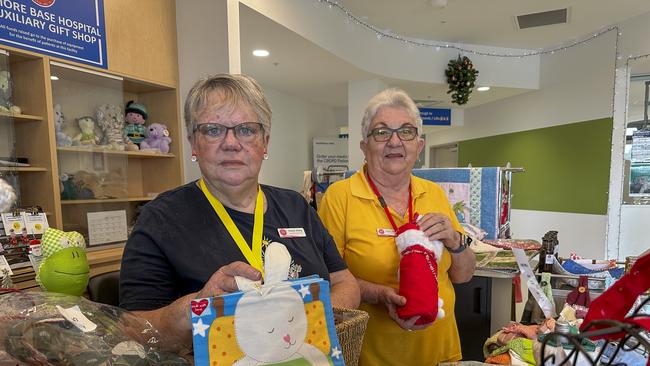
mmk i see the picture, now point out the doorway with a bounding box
[429,144,458,168]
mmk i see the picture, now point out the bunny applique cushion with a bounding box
[395,222,445,325]
[191,242,344,366]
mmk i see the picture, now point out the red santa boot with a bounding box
[395,222,445,325]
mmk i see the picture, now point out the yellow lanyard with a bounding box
[199,178,265,277]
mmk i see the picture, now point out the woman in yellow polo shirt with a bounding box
[318,88,476,365]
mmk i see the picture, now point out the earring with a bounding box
[263,153,269,160]
[191,154,197,162]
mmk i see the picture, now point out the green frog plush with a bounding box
[36,228,90,296]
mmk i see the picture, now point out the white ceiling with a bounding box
[240,1,650,109]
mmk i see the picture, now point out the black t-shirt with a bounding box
[119,181,346,311]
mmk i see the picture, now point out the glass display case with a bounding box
[50,61,181,247]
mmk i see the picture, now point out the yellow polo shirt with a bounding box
[318,170,463,366]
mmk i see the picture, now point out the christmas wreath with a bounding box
[445,55,479,105]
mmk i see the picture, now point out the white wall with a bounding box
[176,0,233,183]
[259,85,340,191]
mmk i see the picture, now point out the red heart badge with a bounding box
[191,299,208,316]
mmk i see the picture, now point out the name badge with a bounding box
[376,228,396,237]
[278,228,307,238]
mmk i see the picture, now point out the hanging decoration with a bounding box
[315,0,618,58]
[445,55,478,105]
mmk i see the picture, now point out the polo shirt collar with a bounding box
[350,166,427,201]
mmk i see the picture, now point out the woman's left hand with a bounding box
[417,213,461,251]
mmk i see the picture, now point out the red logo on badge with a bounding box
[279,229,287,236]
[191,299,208,316]
[378,229,384,234]
[32,0,55,7]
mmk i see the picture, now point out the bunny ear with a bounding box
[263,242,291,285]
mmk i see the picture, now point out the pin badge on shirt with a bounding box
[277,228,307,238]
[376,228,396,237]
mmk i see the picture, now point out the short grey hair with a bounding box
[361,88,422,140]
[184,74,272,138]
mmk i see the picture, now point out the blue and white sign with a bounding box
[420,108,451,126]
[0,0,107,68]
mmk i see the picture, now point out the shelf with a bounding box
[57,146,175,158]
[0,166,47,172]
[61,196,155,205]
[0,112,43,122]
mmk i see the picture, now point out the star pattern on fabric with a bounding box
[192,318,210,337]
[331,346,342,359]
[298,284,310,299]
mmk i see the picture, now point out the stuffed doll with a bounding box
[140,123,172,153]
[54,104,72,147]
[96,104,136,151]
[123,100,148,148]
[72,116,100,146]
[36,228,89,296]
[395,220,445,325]
[0,70,21,114]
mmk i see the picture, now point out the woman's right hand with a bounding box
[197,261,261,298]
[376,284,433,331]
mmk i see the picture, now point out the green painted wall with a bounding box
[458,118,612,215]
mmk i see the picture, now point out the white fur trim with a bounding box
[395,229,443,263]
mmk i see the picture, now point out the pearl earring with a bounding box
[191,155,197,162]
[263,153,269,160]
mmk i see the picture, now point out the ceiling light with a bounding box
[477,86,490,92]
[50,75,59,81]
[252,49,270,57]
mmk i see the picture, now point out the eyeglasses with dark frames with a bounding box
[367,125,418,142]
[193,122,264,143]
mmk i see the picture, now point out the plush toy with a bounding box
[54,104,72,147]
[0,177,16,212]
[36,228,89,296]
[140,123,171,153]
[395,219,445,325]
[0,70,21,114]
[123,100,148,147]
[96,104,136,151]
[72,116,100,146]
[60,173,95,200]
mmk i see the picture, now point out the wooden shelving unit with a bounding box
[0,112,43,122]
[1,41,182,288]
[61,197,155,205]
[57,146,175,158]
[0,167,48,172]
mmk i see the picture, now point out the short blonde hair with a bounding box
[361,88,422,140]
[184,74,272,137]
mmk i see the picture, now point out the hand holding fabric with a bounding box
[197,261,261,298]
[417,212,461,251]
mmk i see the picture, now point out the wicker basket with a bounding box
[333,307,369,366]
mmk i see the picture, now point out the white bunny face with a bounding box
[234,285,308,363]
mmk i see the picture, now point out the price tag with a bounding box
[56,305,97,333]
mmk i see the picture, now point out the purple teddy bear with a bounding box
[140,123,172,153]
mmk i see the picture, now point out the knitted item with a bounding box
[395,222,444,325]
[566,275,591,307]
